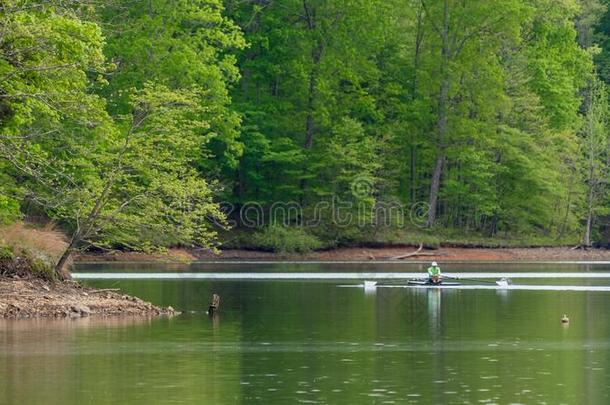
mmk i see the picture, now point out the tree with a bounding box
[0,0,108,233]
[51,85,226,274]
[418,0,526,227]
[97,0,246,184]
[575,0,607,48]
[0,1,239,276]
[226,0,390,213]
[580,77,609,246]
[2,0,608,257]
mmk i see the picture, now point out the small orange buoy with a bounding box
[561,314,569,323]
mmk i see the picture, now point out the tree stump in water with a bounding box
[208,293,220,315]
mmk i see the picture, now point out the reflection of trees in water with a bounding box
[0,317,154,404]
[0,316,156,334]
[0,314,243,404]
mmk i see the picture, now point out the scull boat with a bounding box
[407,280,461,286]
[372,278,511,288]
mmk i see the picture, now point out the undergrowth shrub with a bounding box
[0,223,67,279]
[253,225,323,253]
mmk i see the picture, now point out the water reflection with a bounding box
[1,272,610,404]
[363,281,377,295]
[427,289,442,339]
[209,312,220,330]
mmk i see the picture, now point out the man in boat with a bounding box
[427,261,442,284]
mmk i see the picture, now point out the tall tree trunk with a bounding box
[300,15,324,198]
[53,125,134,277]
[54,235,79,279]
[410,145,417,203]
[584,167,595,247]
[54,182,112,277]
[583,82,598,246]
[426,0,450,228]
[427,154,445,227]
[410,3,425,204]
[304,71,317,150]
[584,204,593,247]
[303,39,324,150]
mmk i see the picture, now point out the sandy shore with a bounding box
[0,276,177,319]
[76,246,610,262]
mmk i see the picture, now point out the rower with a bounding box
[427,261,442,285]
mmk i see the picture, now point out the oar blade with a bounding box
[496,278,511,288]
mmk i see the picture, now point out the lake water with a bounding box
[2,262,610,404]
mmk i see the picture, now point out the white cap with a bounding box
[432,261,438,267]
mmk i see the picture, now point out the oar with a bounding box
[444,275,510,287]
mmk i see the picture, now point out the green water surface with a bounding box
[1,263,609,404]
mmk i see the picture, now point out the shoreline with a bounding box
[75,246,610,263]
[0,276,177,319]
[6,245,610,319]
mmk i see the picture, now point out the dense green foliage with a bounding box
[3,0,610,263]
[224,0,609,245]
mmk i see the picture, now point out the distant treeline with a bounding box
[2,0,610,261]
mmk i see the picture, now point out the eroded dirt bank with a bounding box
[76,246,610,262]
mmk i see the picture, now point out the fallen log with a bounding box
[391,243,423,260]
[391,243,446,260]
[88,288,121,294]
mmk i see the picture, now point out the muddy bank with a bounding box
[76,246,610,262]
[0,276,177,319]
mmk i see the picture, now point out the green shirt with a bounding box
[427,266,441,277]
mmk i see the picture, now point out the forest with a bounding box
[3,0,610,270]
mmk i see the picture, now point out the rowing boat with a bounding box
[372,277,509,288]
[340,282,610,292]
[407,280,461,286]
